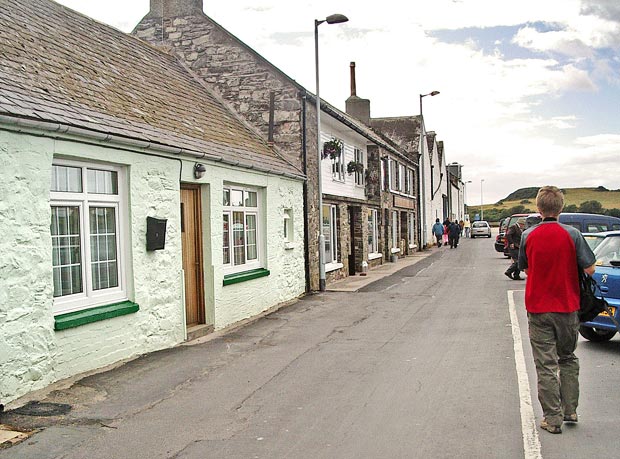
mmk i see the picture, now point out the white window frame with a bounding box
[50,159,128,315]
[368,209,379,256]
[380,158,387,191]
[408,212,416,248]
[399,164,406,192]
[391,210,400,252]
[223,185,262,275]
[331,139,345,182]
[323,204,338,265]
[389,160,398,191]
[354,147,364,186]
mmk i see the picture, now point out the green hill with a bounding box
[476,187,620,222]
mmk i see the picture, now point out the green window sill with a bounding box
[223,268,270,286]
[54,300,140,331]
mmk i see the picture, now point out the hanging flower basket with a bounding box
[321,138,343,160]
[347,160,364,175]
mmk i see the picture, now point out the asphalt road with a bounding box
[3,232,620,459]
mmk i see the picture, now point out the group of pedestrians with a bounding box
[431,218,464,249]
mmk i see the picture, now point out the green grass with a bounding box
[480,187,620,212]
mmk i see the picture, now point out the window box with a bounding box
[54,300,139,331]
[223,268,270,286]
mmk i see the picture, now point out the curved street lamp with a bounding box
[315,13,348,291]
[418,90,440,247]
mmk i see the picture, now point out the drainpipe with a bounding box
[301,93,311,293]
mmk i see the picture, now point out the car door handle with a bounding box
[599,286,609,293]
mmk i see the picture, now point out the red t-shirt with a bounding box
[519,221,595,314]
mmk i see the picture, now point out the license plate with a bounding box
[599,307,616,317]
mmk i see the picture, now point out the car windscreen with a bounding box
[594,236,620,267]
[472,222,487,228]
[584,235,605,251]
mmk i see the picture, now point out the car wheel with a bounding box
[579,325,616,342]
[487,234,492,238]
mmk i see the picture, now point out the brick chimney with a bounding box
[147,0,203,17]
[345,62,371,125]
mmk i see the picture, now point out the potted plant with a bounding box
[321,138,343,160]
[347,160,364,175]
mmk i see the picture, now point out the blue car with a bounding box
[579,231,620,342]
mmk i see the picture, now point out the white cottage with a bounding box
[0,0,305,405]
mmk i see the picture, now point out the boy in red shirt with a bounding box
[518,186,596,434]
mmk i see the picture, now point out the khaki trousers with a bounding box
[527,311,580,427]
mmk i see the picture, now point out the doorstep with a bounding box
[186,324,214,342]
[0,425,31,447]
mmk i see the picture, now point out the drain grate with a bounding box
[9,401,71,417]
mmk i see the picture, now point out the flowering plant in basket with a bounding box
[346,160,364,175]
[321,138,343,160]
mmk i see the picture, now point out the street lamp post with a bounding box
[480,179,485,221]
[464,180,472,217]
[315,13,348,292]
[418,90,440,248]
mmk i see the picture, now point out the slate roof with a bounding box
[0,0,303,178]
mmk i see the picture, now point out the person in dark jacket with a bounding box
[448,220,461,248]
[505,219,525,279]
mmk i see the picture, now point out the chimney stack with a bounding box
[350,62,357,97]
[148,0,203,17]
[345,61,371,125]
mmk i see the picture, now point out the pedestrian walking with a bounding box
[518,186,596,435]
[464,219,471,238]
[448,220,461,248]
[459,220,465,237]
[432,218,444,248]
[442,219,450,246]
[504,218,525,279]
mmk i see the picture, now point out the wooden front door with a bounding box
[180,186,204,327]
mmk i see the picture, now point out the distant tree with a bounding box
[520,199,532,204]
[605,208,620,218]
[508,205,526,215]
[563,204,578,213]
[596,186,609,192]
[579,200,603,214]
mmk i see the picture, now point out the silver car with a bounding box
[471,220,492,238]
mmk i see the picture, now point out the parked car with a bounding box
[525,212,620,233]
[579,231,620,342]
[471,220,492,238]
[494,217,510,253]
[583,232,609,251]
[496,214,529,256]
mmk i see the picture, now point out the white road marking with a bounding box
[508,290,543,459]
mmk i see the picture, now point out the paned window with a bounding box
[283,209,293,242]
[389,160,398,191]
[322,204,338,263]
[391,211,399,249]
[50,160,126,314]
[223,185,261,273]
[399,164,406,192]
[408,212,416,246]
[354,148,364,186]
[331,142,345,182]
[368,209,379,254]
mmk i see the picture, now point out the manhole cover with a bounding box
[10,401,71,417]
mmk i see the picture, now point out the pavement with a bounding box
[326,250,435,292]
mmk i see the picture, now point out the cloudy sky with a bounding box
[57,0,620,205]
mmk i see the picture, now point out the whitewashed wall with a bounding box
[319,114,367,201]
[181,161,306,330]
[0,130,184,404]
